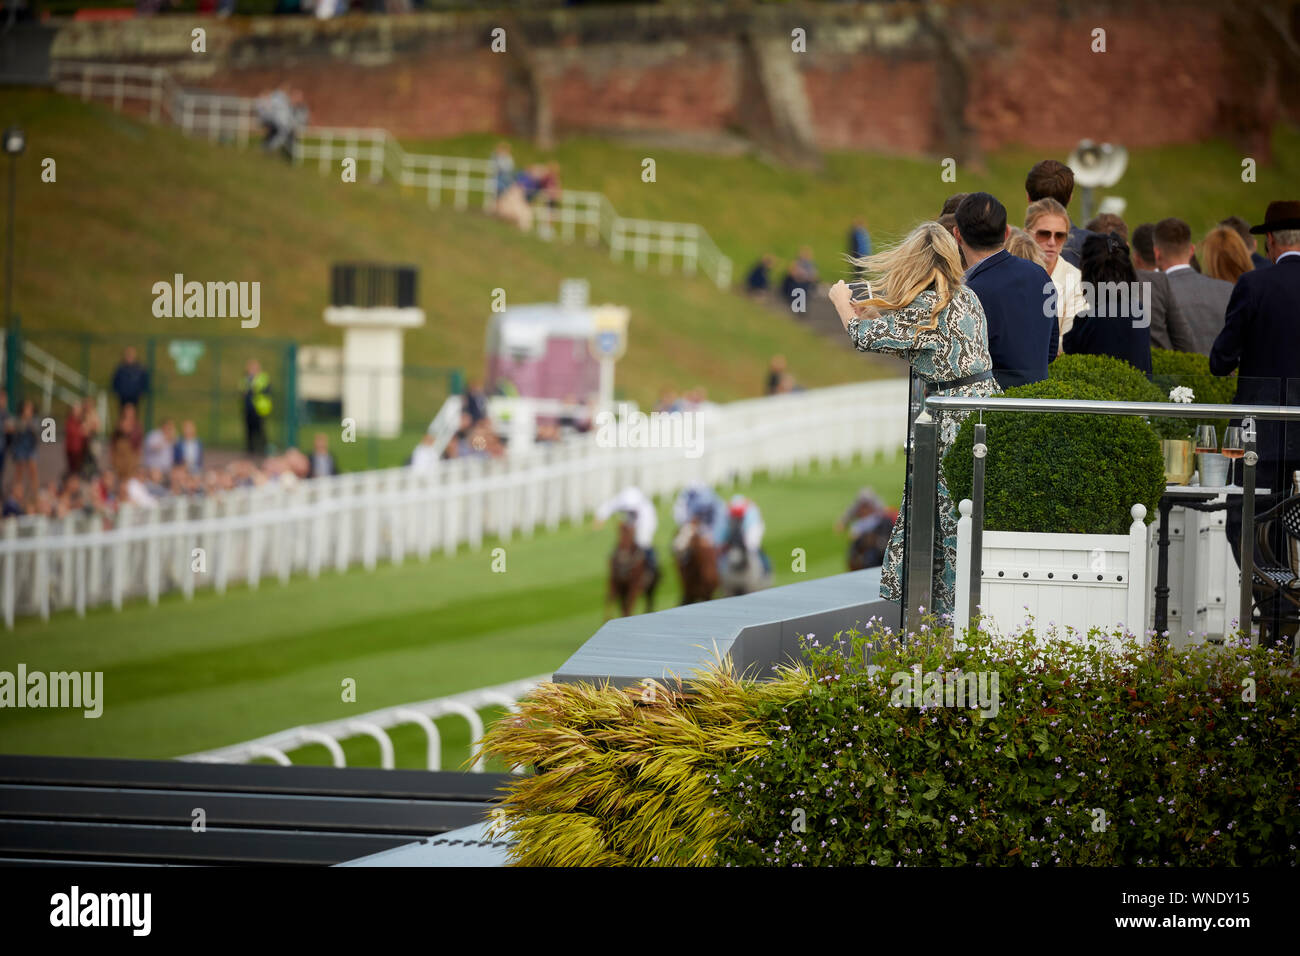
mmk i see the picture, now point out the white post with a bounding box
[1127,503,1149,642]
[31,516,49,621]
[362,471,380,571]
[2,519,14,630]
[110,507,129,610]
[214,499,230,596]
[60,514,76,610]
[145,506,161,606]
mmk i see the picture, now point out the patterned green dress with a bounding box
[846,284,1000,619]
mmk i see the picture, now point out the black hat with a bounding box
[1249,200,1300,234]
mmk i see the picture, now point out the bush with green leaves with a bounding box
[1049,352,1166,403]
[1049,352,1187,439]
[716,622,1300,867]
[478,622,1300,867]
[945,377,1165,534]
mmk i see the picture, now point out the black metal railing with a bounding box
[907,396,1300,648]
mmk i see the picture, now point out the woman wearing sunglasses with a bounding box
[1027,197,1088,352]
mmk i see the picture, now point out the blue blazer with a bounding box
[1210,254,1300,468]
[964,249,1058,389]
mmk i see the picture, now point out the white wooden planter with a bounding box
[954,500,1151,642]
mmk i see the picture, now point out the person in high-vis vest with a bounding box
[243,359,273,456]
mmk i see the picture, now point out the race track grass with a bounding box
[0,452,904,769]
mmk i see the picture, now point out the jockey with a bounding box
[595,485,659,576]
[720,494,771,576]
[838,486,893,540]
[671,482,724,552]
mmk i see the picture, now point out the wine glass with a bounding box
[1194,425,1218,455]
[1222,426,1244,487]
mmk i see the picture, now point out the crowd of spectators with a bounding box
[1,346,344,523]
[427,378,596,465]
[745,221,874,309]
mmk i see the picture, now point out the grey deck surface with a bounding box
[554,568,897,687]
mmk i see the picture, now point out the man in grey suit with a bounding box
[1153,218,1233,356]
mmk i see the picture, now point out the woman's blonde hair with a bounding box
[1005,226,1047,268]
[1025,197,1069,232]
[1200,225,1253,283]
[848,221,965,337]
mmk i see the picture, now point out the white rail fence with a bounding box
[51,60,734,288]
[0,380,908,626]
[180,675,546,771]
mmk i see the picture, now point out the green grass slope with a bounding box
[4,88,879,419]
[428,125,1300,282]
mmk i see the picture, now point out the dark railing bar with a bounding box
[969,422,987,637]
[904,410,938,633]
[1240,421,1259,647]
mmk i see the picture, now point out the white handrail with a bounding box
[179,675,547,771]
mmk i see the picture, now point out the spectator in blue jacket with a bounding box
[848,218,872,275]
[954,192,1058,389]
[111,346,151,413]
[174,419,204,472]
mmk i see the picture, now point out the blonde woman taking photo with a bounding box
[828,221,1000,620]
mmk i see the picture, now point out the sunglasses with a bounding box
[1034,229,1069,243]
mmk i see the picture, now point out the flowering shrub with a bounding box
[479,621,1299,867]
[717,621,1299,867]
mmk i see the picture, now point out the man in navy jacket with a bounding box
[954,192,1058,389]
[1210,200,1300,642]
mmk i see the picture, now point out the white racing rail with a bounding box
[0,379,909,626]
[51,61,733,289]
[180,675,547,772]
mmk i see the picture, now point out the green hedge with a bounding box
[479,623,1300,866]
[944,377,1165,534]
[1150,348,1238,438]
[1049,353,1166,403]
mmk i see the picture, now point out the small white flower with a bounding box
[1169,386,1195,404]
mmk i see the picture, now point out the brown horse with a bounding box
[607,521,660,617]
[847,509,897,571]
[674,523,719,605]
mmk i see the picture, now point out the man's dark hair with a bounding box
[1219,215,1253,245]
[954,192,1008,251]
[1216,214,1248,240]
[1025,160,1075,207]
[941,193,969,216]
[1131,223,1156,263]
[1153,217,1193,255]
[1084,213,1129,241]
